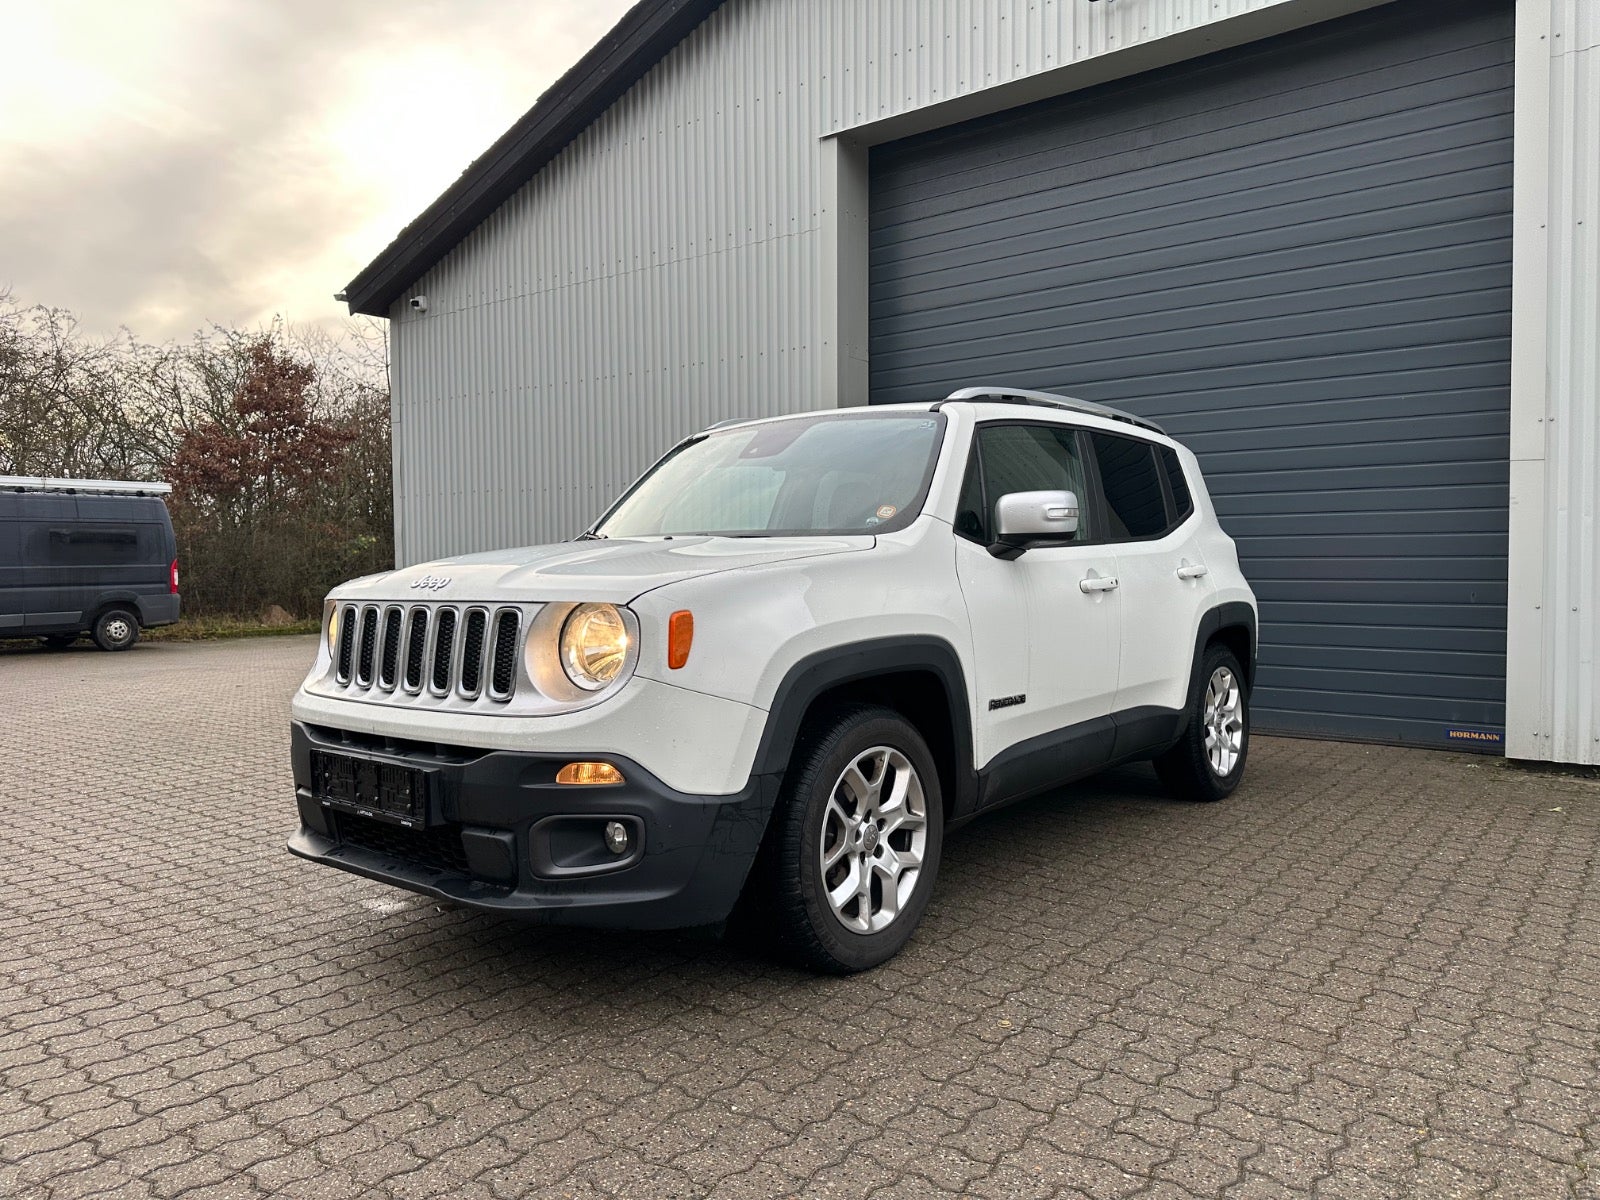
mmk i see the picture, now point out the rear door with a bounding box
[1086,432,1216,727]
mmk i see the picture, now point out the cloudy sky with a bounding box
[0,0,632,341]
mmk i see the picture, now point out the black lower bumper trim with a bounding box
[287,721,779,930]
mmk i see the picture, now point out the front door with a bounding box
[953,422,1122,779]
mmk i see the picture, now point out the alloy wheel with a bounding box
[1203,666,1244,776]
[818,746,928,934]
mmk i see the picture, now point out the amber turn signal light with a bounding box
[667,610,694,669]
[555,761,625,786]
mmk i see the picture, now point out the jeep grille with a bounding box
[404,608,428,690]
[334,602,520,704]
[459,609,487,696]
[490,610,519,699]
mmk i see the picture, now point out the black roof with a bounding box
[339,0,726,318]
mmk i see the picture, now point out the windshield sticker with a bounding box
[876,505,897,520]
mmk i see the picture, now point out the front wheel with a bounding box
[767,705,944,973]
[1154,644,1249,803]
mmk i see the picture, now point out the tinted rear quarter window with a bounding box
[1090,433,1167,539]
[1159,446,1193,522]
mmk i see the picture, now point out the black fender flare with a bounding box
[750,635,978,815]
[1183,602,1258,721]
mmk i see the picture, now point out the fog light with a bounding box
[604,821,630,855]
[556,761,624,786]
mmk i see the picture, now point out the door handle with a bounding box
[1079,575,1119,594]
[1176,564,1209,580]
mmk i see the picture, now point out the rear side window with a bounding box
[33,524,156,566]
[1159,446,1193,523]
[1089,433,1167,539]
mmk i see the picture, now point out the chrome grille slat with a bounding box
[431,607,458,694]
[459,609,487,698]
[403,608,428,692]
[378,606,402,689]
[356,607,378,686]
[336,603,357,682]
[489,609,519,700]
[331,600,522,704]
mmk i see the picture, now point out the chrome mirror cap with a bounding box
[995,489,1080,540]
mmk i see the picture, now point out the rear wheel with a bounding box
[766,705,944,973]
[1154,643,1249,803]
[92,608,140,652]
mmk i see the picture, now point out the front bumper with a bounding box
[287,721,778,929]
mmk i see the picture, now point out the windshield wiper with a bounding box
[574,531,607,541]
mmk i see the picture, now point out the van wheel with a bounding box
[92,608,141,652]
[767,705,944,973]
[41,634,78,650]
[1154,643,1249,803]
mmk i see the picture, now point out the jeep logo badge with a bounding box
[410,575,451,591]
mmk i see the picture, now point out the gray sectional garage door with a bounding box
[868,0,1514,750]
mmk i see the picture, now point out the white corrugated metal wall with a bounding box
[1506,0,1599,763]
[389,0,1372,562]
[385,0,1598,763]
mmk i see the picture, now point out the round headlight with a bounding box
[560,603,630,691]
[325,601,340,653]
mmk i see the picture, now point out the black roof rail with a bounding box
[932,386,1166,435]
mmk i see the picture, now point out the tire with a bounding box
[40,634,78,650]
[765,704,944,973]
[1154,643,1249,803]
[92,608,141,652]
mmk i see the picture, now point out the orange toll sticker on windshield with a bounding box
[876,505,897,520]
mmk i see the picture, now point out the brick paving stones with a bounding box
[1,636,1596,1198]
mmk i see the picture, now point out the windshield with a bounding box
[593,412,945,538]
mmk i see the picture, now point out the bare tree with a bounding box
[0,294,394,616]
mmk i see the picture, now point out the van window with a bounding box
[32,524,152,566]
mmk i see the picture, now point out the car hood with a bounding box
[329,536,874,605]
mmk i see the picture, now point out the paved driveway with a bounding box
[2,636,1597,1199]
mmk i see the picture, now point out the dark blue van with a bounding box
[0,477,181,650]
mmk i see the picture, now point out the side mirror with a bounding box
[990,490,1080,559]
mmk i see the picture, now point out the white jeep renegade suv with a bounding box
[290,387,1257,972]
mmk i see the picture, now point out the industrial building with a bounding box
[339,0,1598,765]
